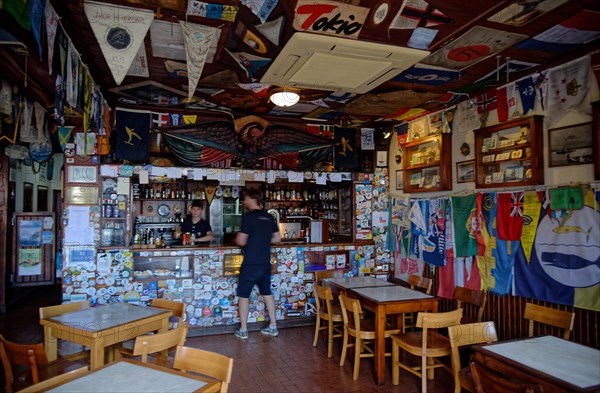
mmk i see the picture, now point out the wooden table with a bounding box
[40,302,172,369]
[473,335,600,392]
[323,276,397,290]
[42,359,220,392]
[349,285,438,386]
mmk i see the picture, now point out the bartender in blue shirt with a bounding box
[181,200,213,244]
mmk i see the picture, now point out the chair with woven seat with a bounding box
[454,286,488,324]
[403,274,433,333]
[470,359,543,393]
[448,321,498,393]
[523,302,575,340]
[391,308,463,392]
[173,345,234,393]
[39,300,91,361]
[0,335,83,393]
[338,293,400,380]
[114,323,188,367]
[312,283,344,358]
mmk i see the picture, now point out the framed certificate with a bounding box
[65,186,99,204]
[67,165,98,184]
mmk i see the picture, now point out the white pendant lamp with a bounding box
[269,90,300,107]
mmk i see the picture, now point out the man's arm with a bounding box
[271,231,281,243]
[236,232,249,247]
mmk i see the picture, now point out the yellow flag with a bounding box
[520,191,542,263]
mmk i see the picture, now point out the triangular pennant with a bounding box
[204,186,216,205]
[45,1,59,74]
[256,15,284,46]
[84,1,154,85]
[237,83,271,98]
[391,0,453,30]
[179,21,218,102]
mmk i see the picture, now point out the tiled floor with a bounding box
[0,286,456,392]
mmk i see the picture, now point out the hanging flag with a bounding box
[152,112,169,128]
[237,83,271,98]
[84,1,154,85]
[115,108,150,162]
[57,126,75,151]
[170,113,183,126]
[475,90,497,114]
[395,123,409,146]
[497,192,524,241]
[451,194,479,257]
[126,45,150,78]
[517,76,537,115]
[256,15,284,46]
[520,191,543,264]
[360,128,375,150]
[333,127,358,170]
[222,49,271,79]
[29,0,45,59]
[392,64,460,86]
[384,107,427,121]
[496,82,517,122]
[241,0,279,24]
[514,189,600,312]
[187,1,239,22]
[65,43,79,108]
[422,198,448,266]
[183,115,197,124]
[45,3,59,74]
[226,19,279,58]
[455,99,481,132]
[546,55,592,127]
[5,0,31,30]
[390,0,453,30]
[180,21,218,102]
[514,9,600,53]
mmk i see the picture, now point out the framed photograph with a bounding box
[395,170,404,191]
[376,150,388,167]
[456,160,475,183]
[495,152,511,161]
[67,165,98,184]
[548,122,593,167]
[482,154,495,163]
[422,168,439,188]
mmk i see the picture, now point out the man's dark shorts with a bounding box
[237,263,272,298]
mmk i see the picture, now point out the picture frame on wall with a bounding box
[395,170,404,191]
[376,150,388,167]
[548,122,593,167]
[456,160,475,183]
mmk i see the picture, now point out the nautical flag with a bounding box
[520,191,543,263]
[57,126,75,151]
[514,189,600,312]
[395,123,409,146]
[497,192,524,241]
[334,127,358,170]
[222,49,271,79]
[180,21,218,102]
[241,0,278,24]
[152,112,169,128]
[170,113,183,126]
[115,108,151,162]
[187,1,239,22]
[29,0,45,59]
[451,194,479,257]
[393,64,460,86]
[533,70,549,110]
[476,91,497,114]
[84,1,154,85]
[546,55,592,127]
[517,76,536,115]
[422,198,448,266]
[496,82,517,122]
[390,0,453,30]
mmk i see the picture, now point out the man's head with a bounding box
[241,188,262,209]
[189,199,203,217]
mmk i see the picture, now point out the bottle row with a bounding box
[264,185,338,202]
[269,203,339,219]
[138,184,205,200]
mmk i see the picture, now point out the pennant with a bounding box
[422,198,448,266]
[170,113,183,126]
[5,0,31,30]
[546,55,591,127]
[126,45,150,77]
[520,191,543,263]
[84,1,154,85]
[256,15,284,46]
[360,128,374,150]
[187,1,239,22]
[241,0,279,23]
[204,186,216,205]
[19,100,36,143]
[533,70,549,110]
[293,0,369,39]
[451,194,479,257]
[309,98,330,108]
[497,192,524,241]
[455,100,481,132]
[395,123,409,146]
[65,43,79,108]
[29,0,45,59]
[383,107,427,121]
[222,49,271,79]
[496,82,517,122]
[517,76,536,115]
[179,21,218,102]
[226,19,279,58]
[150,20,220,63]
[476,91,497,114]
[183,115,197,125]
[152,112,169,128]
[44,3,59,74]
[334,127,358,170]
[57,126,75,151]
[390,0,453,30]
[237,83,271,98]
[515,9,600,53]
[115,108,150,162]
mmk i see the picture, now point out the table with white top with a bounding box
[324,276,397,290]
[40,302,172,369]
[43,359,220,392]
[474,335,600,392]
[349,285,438,385]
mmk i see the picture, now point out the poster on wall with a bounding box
[18,248,42,276]
[19,220,42,247]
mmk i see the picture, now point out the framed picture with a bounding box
[548,122,593,167]
[395,170,404,191]
[376,150,388,167]
[67,165,98,184]
[456,160,475,183]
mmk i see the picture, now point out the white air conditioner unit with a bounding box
[261,32,430,94]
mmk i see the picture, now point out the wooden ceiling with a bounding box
[1,0,599,126]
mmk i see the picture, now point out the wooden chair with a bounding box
[150,298,186,328]
[16,366,89,393]
[338,294,400,380]
[523,303,575,340]
[39,300,91,361]
[403,274,433,332]
[454,286,488,323]
[391,309,463,392]
[470,360,543,393]
[0,335,82,393]
[173,345,233,393]
[314,269,349,285]
[448,321,498,393]
[118,323,188,367]
[312,283,344,358]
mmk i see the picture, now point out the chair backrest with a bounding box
[448,322,498,393]
[408,274,433,295]
[416,309,463,355]
[470,360,543,393]
[523,303,575,340]
[133,323,189,364]
[173,345,234,393]
[454,286,488,323]
[39,300,91,320]
[16,366,89,393]
[338,294,363,336]
[0,335,48,393]
[313,284,336,318]
[314,269,348,284]
[150,298,186,320]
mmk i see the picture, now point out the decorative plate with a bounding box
[157,203,171,217]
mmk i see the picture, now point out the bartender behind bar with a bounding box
[181,199,213,244]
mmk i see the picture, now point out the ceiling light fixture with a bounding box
[269,90,300,107]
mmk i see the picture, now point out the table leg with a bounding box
[44,326,58,362]
[373,305,386,385]
[90,338,105,370]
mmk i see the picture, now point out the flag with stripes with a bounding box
[390,0,453,30]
